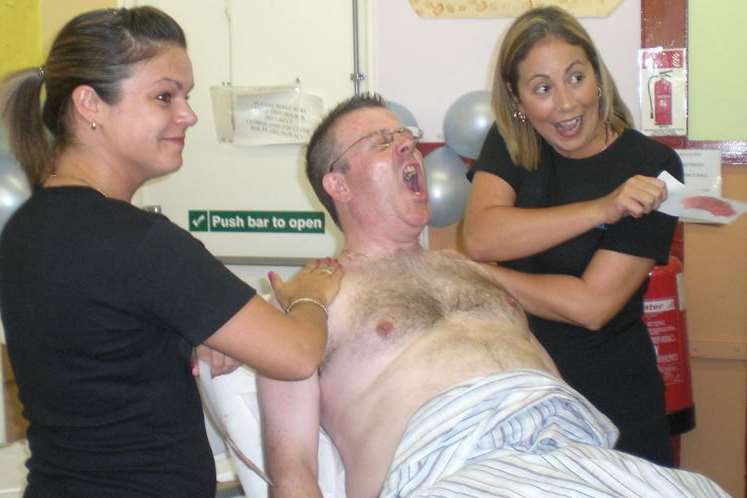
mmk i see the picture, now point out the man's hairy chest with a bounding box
[324,250,525,360]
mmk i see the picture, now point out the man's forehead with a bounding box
[335,107,401,142]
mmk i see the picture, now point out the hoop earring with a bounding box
[512,109,526,124]
[597,86,602,97]
[90,121,97,130]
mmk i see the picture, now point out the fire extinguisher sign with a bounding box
[639,48,687,137]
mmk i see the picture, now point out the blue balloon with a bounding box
[443,90,494,160]
[385,100,418,128]
[424,145,471,227]
[0,151,31,232]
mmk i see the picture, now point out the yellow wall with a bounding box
[0,0,115,79]
[39,0,115,54]
[689,1,747,140]
[0,0,42,78]
[0,1,41,155]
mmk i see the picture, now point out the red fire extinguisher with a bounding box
[653,77,672,126]
[648,71,673,127]
[643,256,695,435]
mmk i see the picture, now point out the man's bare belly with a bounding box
[318,250,558,498]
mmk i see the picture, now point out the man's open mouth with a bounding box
[403,164,421,193]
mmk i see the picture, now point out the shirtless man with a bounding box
[257,94,728,498]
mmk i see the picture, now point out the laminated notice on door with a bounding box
[657,171,747,224]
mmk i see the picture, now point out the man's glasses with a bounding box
[327,126,423,173]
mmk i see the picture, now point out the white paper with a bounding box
[657,171,747,224]
[233,90,323,146]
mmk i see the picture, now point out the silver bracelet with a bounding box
[285,297,328,315]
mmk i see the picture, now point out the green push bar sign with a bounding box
[189,210,325,234]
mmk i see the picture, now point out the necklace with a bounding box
[48,173,109,198]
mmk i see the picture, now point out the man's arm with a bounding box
[257,372,323,498]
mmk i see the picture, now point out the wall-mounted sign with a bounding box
[408,0,623,18]
[188,210,325,234]
[210,85,323,146]
[675,149,722,197]
[640,48,688,137]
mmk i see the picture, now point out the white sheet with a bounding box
[380,370,730,498]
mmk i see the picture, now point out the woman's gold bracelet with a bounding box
[285,297,328,315]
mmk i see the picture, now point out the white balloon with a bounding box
[443,90,494,160]
[0,152,31,232]
[385,100,418,128]
[424,145,472,227]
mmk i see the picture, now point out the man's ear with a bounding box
[322,172,351,202]
[70,85,103,125]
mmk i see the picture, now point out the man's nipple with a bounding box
[376,320,395,338]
